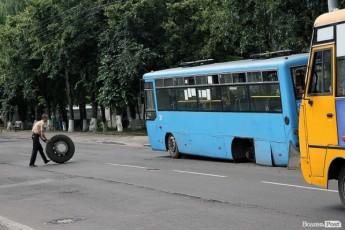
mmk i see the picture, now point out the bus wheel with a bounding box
[46,134,75,164]
[167,134,180,159]
[338,165,345,209]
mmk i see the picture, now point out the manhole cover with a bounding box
[46,217,86,225]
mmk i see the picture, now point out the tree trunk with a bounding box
[58,101,67,131]
[65,66,74,132]
[129,106,137,130]
[79,102,88,131]
[110,105,117,128]
[89,83,98,132]
[100,106,107,132]
[116,115,123,132]
[136,97,144,129]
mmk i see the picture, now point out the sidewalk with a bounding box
[0,130,150,147]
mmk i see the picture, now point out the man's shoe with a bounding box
[45,160,50,164]
[29,164,37,167]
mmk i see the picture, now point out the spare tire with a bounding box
[45,134,75,163]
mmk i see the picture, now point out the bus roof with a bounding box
[143,53,308,80]
[314,8,345,27]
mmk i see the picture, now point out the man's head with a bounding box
[42,114,48,122]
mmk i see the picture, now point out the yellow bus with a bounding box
[299,6,345,208]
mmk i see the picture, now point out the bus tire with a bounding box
[46,134,75,164]
[338,165,345,209]
[167,134,180,159]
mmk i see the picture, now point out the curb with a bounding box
[0,131,150,147]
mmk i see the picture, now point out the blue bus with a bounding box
[144,52,308,166]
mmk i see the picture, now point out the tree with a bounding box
[97,0,164,129]
[0,0,341,133]
[0,0,27,24]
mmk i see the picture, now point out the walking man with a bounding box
[29,114,50,167]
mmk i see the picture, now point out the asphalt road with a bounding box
[0,135,344,230]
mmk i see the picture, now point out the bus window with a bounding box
[247,72,262,82]
[291,67,306,99]
[157,88,176,111]
[221,86,235,111]
[316,26,334,42]
[307,49,332,95]
[184,77,195,85]
[144,82,156,120]
[233,73,246,83]
[263,71,278,82]
[336,56,345,96]
[155,79,164,88]
[231,85,249,111]
[164,78,174,87]
[198,86,222,111]
[207,75,219,84]
[176,87,197,111]
[219,73,232,84]
[249,84,281,112]
[195,75,207,85]
[174,78,184,86]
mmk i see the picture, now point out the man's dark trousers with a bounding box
[30,134,48,165]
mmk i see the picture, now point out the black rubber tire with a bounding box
[338,165,345,209]
[167,134,180,159]
[45,134,75,164]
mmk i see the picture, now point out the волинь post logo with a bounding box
[302,220,342,228]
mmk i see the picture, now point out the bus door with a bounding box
[304,45,338,177]
[144,81,160,150]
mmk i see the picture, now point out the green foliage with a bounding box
[0,0,27,24]
[97,0,163,108]
[0,0,342,120]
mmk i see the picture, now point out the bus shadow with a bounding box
[158,154,255,165]
[181,154,233,163]
[157,153,256,165]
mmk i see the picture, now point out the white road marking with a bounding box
[107,163,148,169]
[172,170,227,178]
[106,164,227,178]
[0,215,35,230]
[261,181,338,193]
[0,179,53,189]
[17,152,29,156]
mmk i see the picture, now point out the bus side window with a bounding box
[308,49,332,95]
[221,86,236,111]
[336,56,345,96]
[295,69,305,98]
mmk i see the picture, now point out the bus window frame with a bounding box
[307,47,333,96]
[144,81,157,120]
[313,25,335,45]
[153,68,283,113]
[290,65,307,100]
